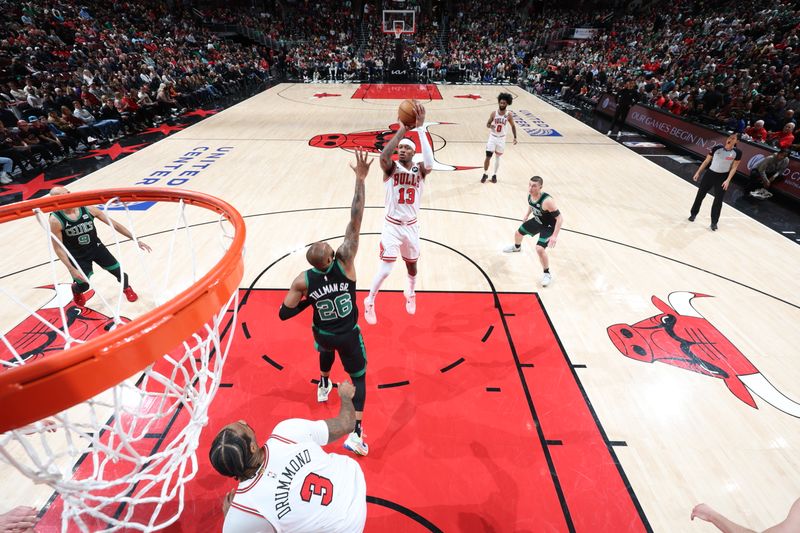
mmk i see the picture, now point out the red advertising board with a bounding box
[596,94,800,201]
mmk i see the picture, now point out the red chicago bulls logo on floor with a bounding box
[309,122,479,171]
[608,291,800,417]
[0,284,126,368]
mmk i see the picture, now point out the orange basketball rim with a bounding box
[0,188,246,433]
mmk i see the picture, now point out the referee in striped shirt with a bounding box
[688,132,742,231]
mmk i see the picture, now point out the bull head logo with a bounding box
[0,284,123,367]
[309,122,479,171]
[608,292,800,417]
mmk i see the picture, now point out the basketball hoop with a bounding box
[0,188,245,531]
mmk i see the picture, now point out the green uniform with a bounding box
[306,258,366,377]
[519,192,557,248]
[53,207,119,276]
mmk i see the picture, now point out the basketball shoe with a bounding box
[490,175,497,183]
[541,272,553,287]
[72,286,86,307]
[344,431,369,456]
[317,379,333,402]
[363,297,377,325]
[481,173,488,183]
[503,244,521,253]
[123,286,138,302]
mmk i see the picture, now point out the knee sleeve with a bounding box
[351,373,366,412]
[319,350,335,373]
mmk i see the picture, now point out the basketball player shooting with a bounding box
[363,101,432,325]
[279,148,372,456]
[48,186,151,306]
[481,92,517,183]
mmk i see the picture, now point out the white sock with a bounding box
[407,274,416,295]
[493,156,501,175]
[367,261,393,302]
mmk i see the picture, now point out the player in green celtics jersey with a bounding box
[503,176,563,287]
[48,186,152,306]
[279,148,372,456]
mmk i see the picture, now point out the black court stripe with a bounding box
[486,387,501,392]
[261,355,283,371]
[572,364,587,368]
[546,440,564,446]
[440,357,465,373]
[219,383,233,388]
[609,441,628,447]
[481,325,494,342]
[367,496,442,532]
[241,322,251,339]
[377,380,410,389]
[520,363,534,368]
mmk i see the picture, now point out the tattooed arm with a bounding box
[324,380,356,443]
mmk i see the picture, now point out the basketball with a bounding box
[398,99,417,128]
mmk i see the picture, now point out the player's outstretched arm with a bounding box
[337,148,371,274]
[380,122,407,174]
[88,206,151,252]
[414,102,433,174]
[324,380,356,444]
[486,111,495,128]
[279,272,310,320]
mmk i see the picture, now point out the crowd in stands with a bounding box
[2,0,797,186]
[525,0,799,151]
[0,0,271,183]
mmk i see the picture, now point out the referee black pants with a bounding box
[690,170,727,224]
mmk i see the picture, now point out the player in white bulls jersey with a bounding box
[210,381,367,533]
[363,101,433,325]
[481,92,517,183]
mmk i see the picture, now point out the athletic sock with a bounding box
[320,375,329,388]
[354,420,362,437]
[544,268,550,274]
[514,244,521,249]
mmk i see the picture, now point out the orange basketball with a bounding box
[398,99,417,128]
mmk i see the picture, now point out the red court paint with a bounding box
[351,84,443,100]
[38,290,648,532]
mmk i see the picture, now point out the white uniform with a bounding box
[224,419,367,533]
[380,160,425,263]
[486,110,511,154]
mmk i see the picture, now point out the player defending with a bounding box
[49,186,151,306]
[210,381,367,532]
[279,148,372,456]
[503,176,562,287]
[363,101,432,325]
[481,92,517,183]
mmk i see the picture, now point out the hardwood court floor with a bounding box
[2,83,799,532]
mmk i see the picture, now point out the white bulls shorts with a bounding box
[379,218,419,263]
[486,135,506,154]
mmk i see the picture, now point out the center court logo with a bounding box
[308,122,479,171]
[514,110,562,137]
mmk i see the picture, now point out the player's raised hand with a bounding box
[349,148,373,181]
[138,240,152,253]
[414,101,426,128]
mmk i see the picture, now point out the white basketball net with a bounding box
[0,196,241,531]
